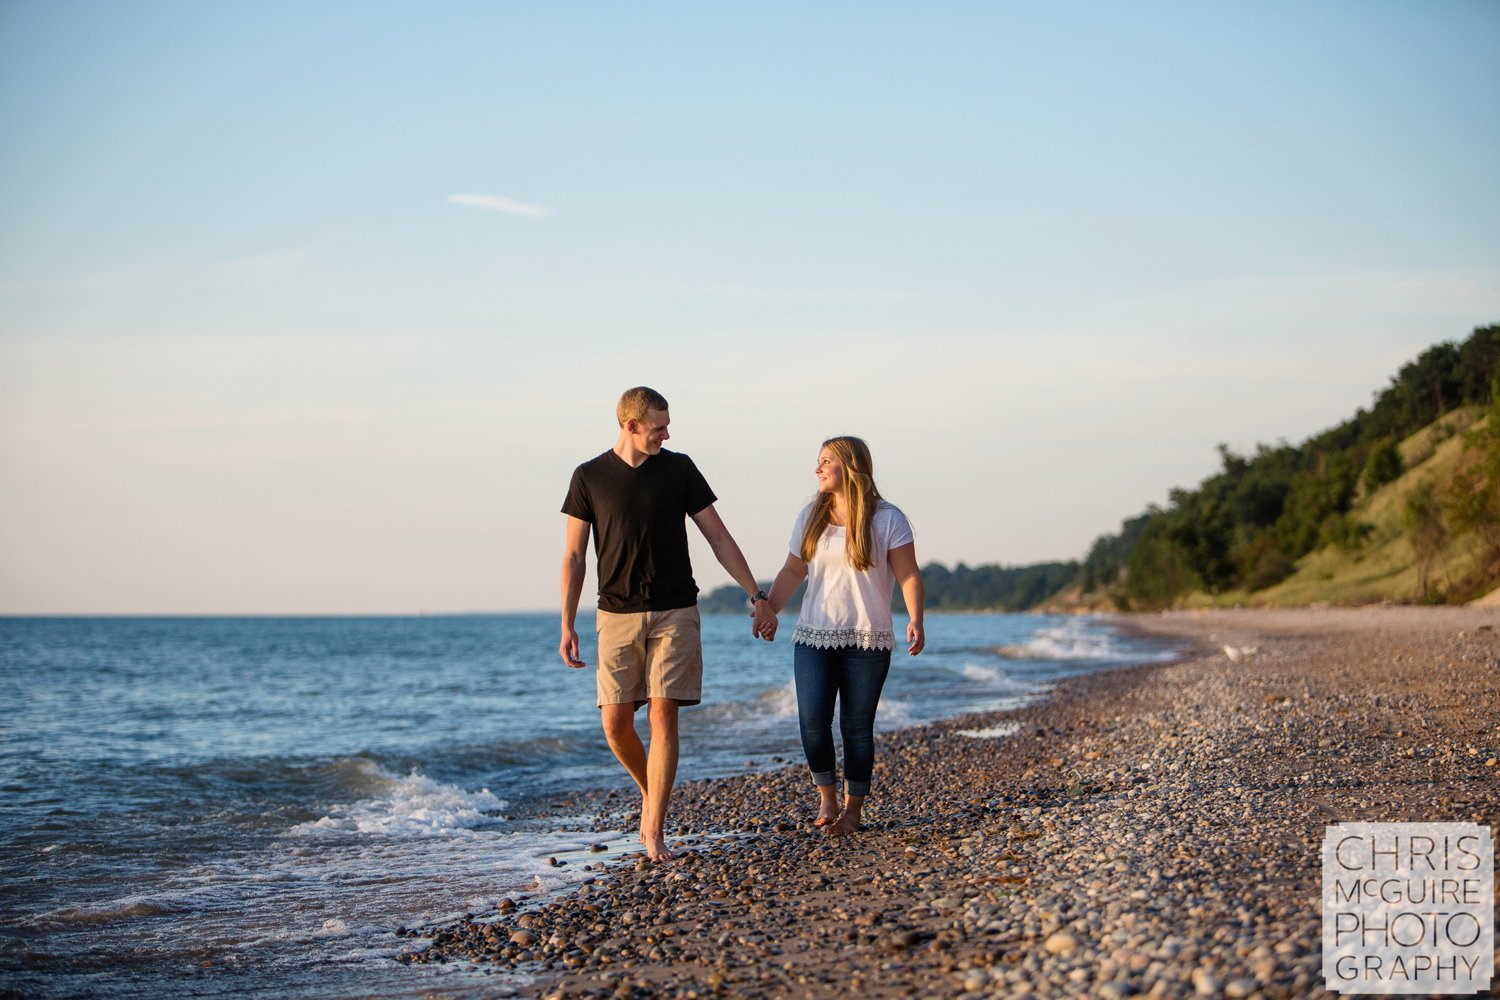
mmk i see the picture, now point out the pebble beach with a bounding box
[402,607,1499,998]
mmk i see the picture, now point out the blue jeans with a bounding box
[793,642,892,798]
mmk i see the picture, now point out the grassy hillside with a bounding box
[1185,406,1494,607]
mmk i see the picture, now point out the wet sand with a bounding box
[402,607,1499,998]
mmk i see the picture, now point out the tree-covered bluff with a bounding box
[1076,322,1500,609]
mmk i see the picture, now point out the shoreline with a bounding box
[404,607,1499,998]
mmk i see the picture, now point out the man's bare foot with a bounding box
[641,829,677,862]
[827,808,862,837]
[813,789,840,827]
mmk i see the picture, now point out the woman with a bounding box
[754,436,925,836]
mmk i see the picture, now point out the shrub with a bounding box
[1361,436,1403,494]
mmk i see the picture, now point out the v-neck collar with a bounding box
[609,448,654,471]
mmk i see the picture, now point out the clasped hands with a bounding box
[750,599,777,642]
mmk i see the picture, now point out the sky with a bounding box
[1,1,1498,614]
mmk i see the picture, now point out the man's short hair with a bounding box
[617,387,669,426]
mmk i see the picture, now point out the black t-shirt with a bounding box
[561,449,717,613]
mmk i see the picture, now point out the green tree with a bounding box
[1237,534,1296,591]
[1274,454,1358,557]
[1079,511,1154,593]
[1361,436,1403,494]
[1166,496,1236,592]
[1443,378,1500,571]
[1454,324,1500,406]
[1370,342,1462,440]
[1404,480,1448,601]
[1319,513,1374,554]
[1125,519,1196,608]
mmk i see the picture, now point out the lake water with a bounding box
[0,612,1172,998]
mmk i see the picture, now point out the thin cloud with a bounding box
[448,193,552,218]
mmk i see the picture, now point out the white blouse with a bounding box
[789,499,914,651]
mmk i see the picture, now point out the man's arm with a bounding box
[689,504,763,600]
[559,515,591,668]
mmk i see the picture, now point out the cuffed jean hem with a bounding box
[846,780,871,798]
[811,770,836,788]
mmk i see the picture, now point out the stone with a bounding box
[890,930,922,950]
[1044,932,1079,956]
[1191,967,1221,996]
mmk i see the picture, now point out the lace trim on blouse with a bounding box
[792,623,896,651]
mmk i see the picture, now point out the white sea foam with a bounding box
[955,723,1021,739]
[734,678,800,721]
[957,662,1034,695]
[997,618,1163,664]
[765,678,799,718]
[961,663,1001,683]
[291,761,506,839]
[693,679,799,729]
[877,696,915,729]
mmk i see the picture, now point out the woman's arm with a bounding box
[888,542,925,656]
[753,552,808,642]
[768,552,809,615]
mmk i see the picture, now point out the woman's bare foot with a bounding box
[827,797,864,837]
[827,810,862,837]
[813,786,840,827]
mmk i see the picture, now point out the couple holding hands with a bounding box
[559,387,925,861]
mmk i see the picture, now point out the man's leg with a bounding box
[596,610,651,818]
[600,703,649,800]
[640,697,680,861]
[636,607,700,862]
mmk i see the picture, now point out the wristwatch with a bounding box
[750,590,769,604]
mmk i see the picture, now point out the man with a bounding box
[560,387,773,862]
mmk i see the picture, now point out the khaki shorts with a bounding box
[595,606,703,709]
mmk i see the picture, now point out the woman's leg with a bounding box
[793,643,841,824]
[830,646,892,835]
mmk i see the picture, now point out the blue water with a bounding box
[0,613,1171,998]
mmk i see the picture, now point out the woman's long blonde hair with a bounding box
[799,436,883,571]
